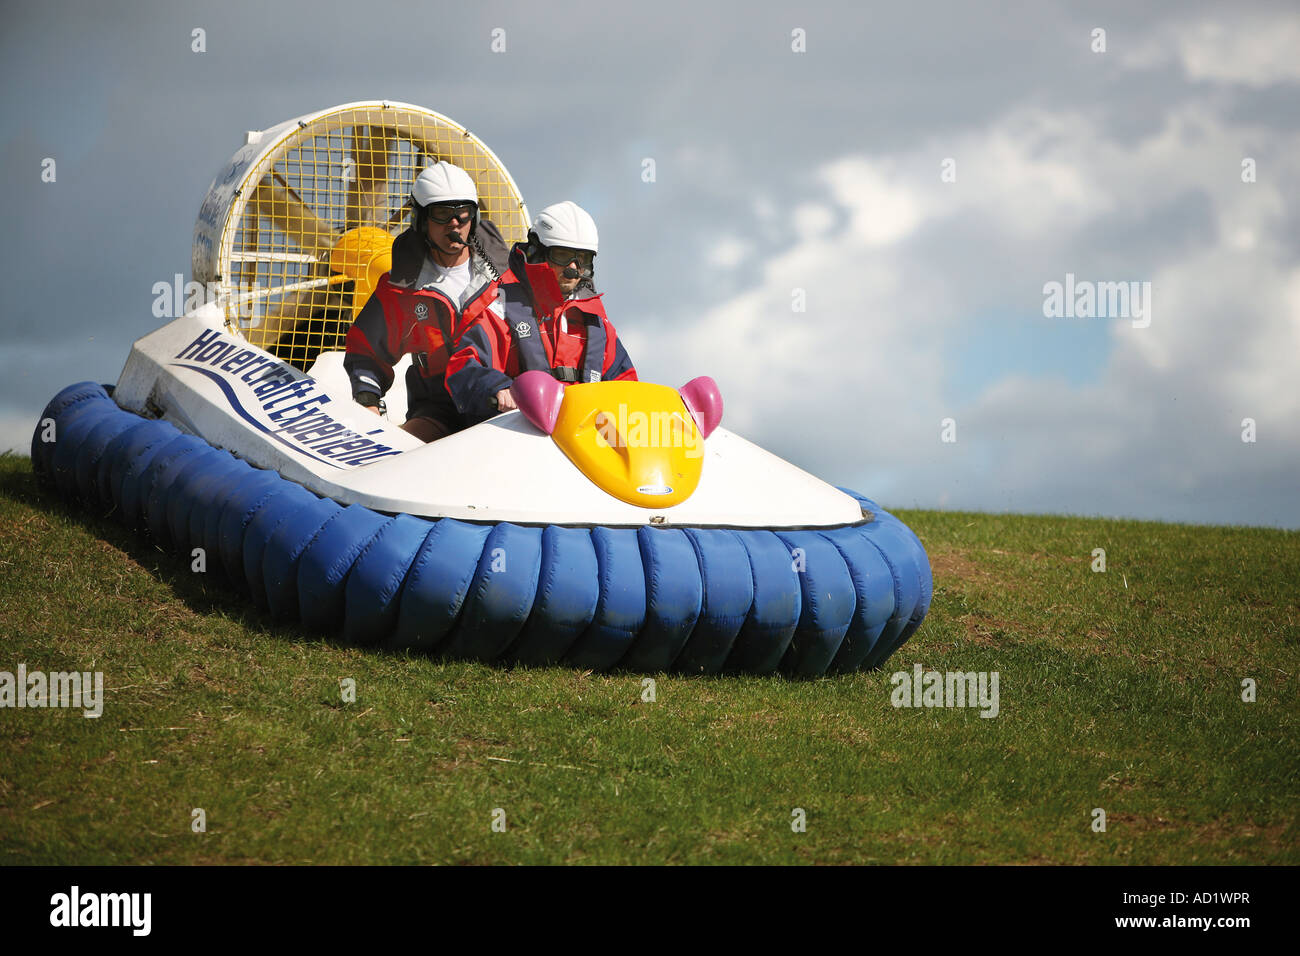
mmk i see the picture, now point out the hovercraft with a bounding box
[29,102,931,675]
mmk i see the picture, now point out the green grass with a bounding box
[1,451,1296,864]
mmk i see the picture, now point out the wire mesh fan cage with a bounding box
[204,102,529,370]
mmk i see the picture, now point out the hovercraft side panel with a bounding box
[111,316,866,528]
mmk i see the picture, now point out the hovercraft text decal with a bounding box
[171,329,403,468]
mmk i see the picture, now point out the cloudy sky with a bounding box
[3,0,1297,528]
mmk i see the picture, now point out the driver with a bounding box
[343,161,508,442]
[444,201,637,426]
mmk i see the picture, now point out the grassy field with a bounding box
[1,450,1295,864]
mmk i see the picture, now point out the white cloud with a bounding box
[821,158,929,246]
[706,236,753,269]
[643,99,1300,526]
[1177,17,1300,87]
[793,203,834,241]
[1122,14,1300,87]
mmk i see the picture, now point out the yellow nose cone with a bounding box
[550,381,706,508]
[328,227,394,317]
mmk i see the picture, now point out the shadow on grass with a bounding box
[3,457,317,644]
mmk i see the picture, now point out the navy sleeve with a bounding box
[605,335,636,381]
[343,290,397,399]
[445,322,514,425]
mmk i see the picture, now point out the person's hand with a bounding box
[494,388,517,412]
[365,404,382,415]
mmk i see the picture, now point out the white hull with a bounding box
[112,310,865,528]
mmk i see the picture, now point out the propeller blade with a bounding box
[248,175,339,255]
[346,126,393,229]
[385,199,412,230]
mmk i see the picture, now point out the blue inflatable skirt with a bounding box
[31,382,932,675]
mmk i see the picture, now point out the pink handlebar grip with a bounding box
[680,376,723,438]
[512,370,566,434]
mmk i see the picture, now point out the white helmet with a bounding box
[411,161,478,208]
[531,201,599,253]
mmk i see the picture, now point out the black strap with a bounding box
[579,318,605,384]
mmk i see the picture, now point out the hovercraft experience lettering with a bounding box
[171,329,402,467]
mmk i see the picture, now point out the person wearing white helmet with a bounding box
[343,161,509,441]
[444,200,638,426]
[529,200,600,298]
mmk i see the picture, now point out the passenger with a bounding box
[444,201,637,426]
[343,161,509,442]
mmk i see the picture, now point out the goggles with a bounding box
[545,246,595,269]
[426,203,476,225]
